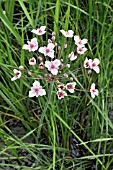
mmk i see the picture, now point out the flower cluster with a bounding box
[11,26,100,99]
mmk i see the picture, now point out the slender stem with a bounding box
[36,82,54,142]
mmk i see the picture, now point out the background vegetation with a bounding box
[0,0,113,169]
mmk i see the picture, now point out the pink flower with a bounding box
[66,82,76,93]
[60,29,74,37]
[22,38,38,52]
[68,52,77,61]
[29,57,36,65]
[57,89,67,99]
[29,81,46,97]
[38,43,55,58]
[45,59,61,75]
[77,46,87,55]
[31,26,46,35]
[89,58,100,73]
[90,83,99,99]
[74,35,88,47]
[84,57,90,68]
[11,69,21,81]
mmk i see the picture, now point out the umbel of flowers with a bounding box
[11,26,100,99]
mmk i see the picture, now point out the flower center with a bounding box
[30,44,34,49]
[79,48,83,52]
[15,72,20,77]
[85,62,89,67]
[35,88,39,93]
[46,48,50,53]
[51,64,55,69]
[92,63,96,67]
[30,59,34,62]
[58,92,63,97]
[67,84,73,89]
[78,40,82,45]
[92,89,96,93]
[38,29,42,33]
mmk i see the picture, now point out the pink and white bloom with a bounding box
[57,89,67,99]
[11,69,21,81]
[45,59,61,75]
[22,38,38,52]
[29,81,46,98]
[66,82,76,93]
[68,52,77,61]
[84,57,90,68]
[38,43,55,58]
[77,46,87,55]
[60,30,74,37]
[31,26,46,35]
[74,35,88,47]
[90,83,99,99]
[89,58,100,73]
[29,57,36,65]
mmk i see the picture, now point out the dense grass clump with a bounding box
[0,0,113,169]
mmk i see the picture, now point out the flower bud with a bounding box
[64,43,67,48]
[51,36,55,41]
[19,66,24,70]
[52,32,56,36]
[88,70,92,74]
[66,64,70,68]
[37,56,42,61]
[28,71,32,75]
[48,39,52,43]
[64,73,68,78]
[58,46,61,50]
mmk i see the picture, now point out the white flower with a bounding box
[38,43,55,58]
[29,57,36,65]
[77,46,87,55]
[45,59,61,75]
[66,82,76,93]
[31,26,46,35]
[89,58,100,73]
[84,57,90,68]
[68,52,77,61]
[90,83,99,99]
[29,81,46,97]
[57,89,67,99]
[60,29,74,37]
[22,38,38,52]
[11,69,21,81]
[74,35,88,47]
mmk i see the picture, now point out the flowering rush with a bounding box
[11,26,100,99]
